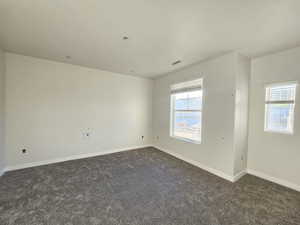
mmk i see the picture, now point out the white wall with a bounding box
[5,53,153,168]
[153,53,238,177]
[233,54,250,175]
[2,46,299,191]
[0,48,5,174]
[248,47,300,188]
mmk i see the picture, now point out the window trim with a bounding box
[264,81,298,88]
[170,88,203,144]
[264,82,298,134]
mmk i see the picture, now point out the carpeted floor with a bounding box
[0,147,299,225]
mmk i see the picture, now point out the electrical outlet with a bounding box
[82,128,92,138]
[141,136,144,140]
[22,149,27,154]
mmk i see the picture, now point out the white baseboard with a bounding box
[154,145,237,182]
[5,145,152,172]
[233,170,247,182]
[156,145,298,191]
[4,145,299,193]
[247,169,300,192]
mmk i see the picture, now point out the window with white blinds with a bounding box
[264,82,297,134]
[170,79,203,143]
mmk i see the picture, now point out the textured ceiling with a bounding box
[1,0,300,78]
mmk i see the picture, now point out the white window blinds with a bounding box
[170,78,203,143]
[265,82,297,134]
[170,78,202,94]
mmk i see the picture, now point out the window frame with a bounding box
[170,83,203,144]
[264,81,298,135]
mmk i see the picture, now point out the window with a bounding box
[264,82,297,134]
[170,79,203,143]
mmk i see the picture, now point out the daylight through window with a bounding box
[265,82,297,134]
[170,79,203,143]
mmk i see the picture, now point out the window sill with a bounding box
[170,135,201,144]
[264,129,294,135]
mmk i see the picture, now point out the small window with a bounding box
[170,79,203,143]
[264,82,297,134]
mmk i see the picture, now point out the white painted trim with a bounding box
[154,145,235,182]
[247,169,300,192]
[5,145,152,172]
[3,144,299,193]
[233,170,247,182]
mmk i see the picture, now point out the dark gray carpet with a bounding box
[0,147,299,225]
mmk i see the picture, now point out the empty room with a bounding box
[0,1,300,224]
